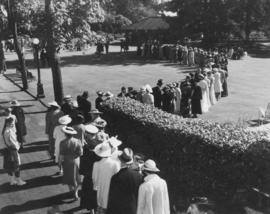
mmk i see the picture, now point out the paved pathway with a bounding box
[0,75,83,214]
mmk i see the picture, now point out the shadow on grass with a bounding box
[0,175,62,195]
[25,110,48,115]
[0,90,22,94]
[0,159,54,175]
[19,141,48,154]
[0,192,74,214]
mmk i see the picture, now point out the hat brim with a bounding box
[94,149,111,158]
[62,127,77,135]
[48,103,60,108]
[59,118,72,125]
[10,102,20,106]
[142,166,160,172]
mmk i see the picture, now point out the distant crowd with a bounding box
[115,46,229,118]
[137,40,246,63]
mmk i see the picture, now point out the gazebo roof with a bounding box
[124,16,170,31]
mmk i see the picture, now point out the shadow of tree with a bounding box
[0,175,62,195]
[0,192,73,214]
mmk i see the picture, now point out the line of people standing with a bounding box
[45,92,170,214]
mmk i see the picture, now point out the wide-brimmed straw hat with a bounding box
[63,95,72,100]
[92,118,107,128]
[10,100,21,107]
[48,101,60,108]
[104,91,114,98]
[142,159,160,172]
[58,115,72,125]
[94,142,112,158]
[118,148,133,164]
[96,91,105,96]
[62,126,77,135]
[85,124,99,134]
[90,109,103,114]
[108,136,122,148]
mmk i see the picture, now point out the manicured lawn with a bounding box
[5,45,270,124]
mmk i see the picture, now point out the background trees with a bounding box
[168,0,270,43]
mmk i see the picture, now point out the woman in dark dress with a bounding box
[79,124,101,213]
[10,100,26,149]
[191,81,202,118]
[180,81,192,117]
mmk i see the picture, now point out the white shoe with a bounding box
[10,176,17,185]
[10,179,17,185]
[16,178,26,186]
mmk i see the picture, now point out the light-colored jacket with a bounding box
[214,72,223,93]
[92,157,120,209]
[142,93,154,106]
[137,174,170,214]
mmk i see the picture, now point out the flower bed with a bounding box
[100,98,270,203]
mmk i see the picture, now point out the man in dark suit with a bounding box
[152,79,163,108]
[77,91,92,122]
[107,148,143,214]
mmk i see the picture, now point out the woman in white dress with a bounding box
[213,68,223,100]
[197,74,210,113]
[174,83,182,115]
[207,71,217,105]
[53,115,72,174]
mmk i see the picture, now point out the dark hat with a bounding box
[119,148,134,164]
[82,91,89,98]
[157,79,163,85]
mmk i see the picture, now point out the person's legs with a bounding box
[15,168,26,186]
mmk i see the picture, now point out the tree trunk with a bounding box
[7,0,28,90]
[0,41,6,73]
[45,0,64,104]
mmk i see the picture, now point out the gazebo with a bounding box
[123,16,172,44]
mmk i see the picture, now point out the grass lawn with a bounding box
[5,45,270,124]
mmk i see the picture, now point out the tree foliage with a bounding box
[168,0,270,42]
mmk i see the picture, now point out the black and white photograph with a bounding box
[0,0,270,213]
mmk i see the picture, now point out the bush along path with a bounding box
[101,97,270,212]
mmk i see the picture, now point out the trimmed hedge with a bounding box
[101,98,270,203]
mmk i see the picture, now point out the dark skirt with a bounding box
[221,79,228,97]
[180,98,191,117]
[191,99,202,115]
[62,157,80,186]
[3,148,20,174]
[80,176,97,210]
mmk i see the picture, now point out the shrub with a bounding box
[101,98,270,203]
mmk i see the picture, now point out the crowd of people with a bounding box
[44,93,171,214]
[116,47,229,118]
[137,40,246,63]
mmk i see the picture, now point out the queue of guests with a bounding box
[43,93,170,214]
[137,40,245,65]
[115,67,228,119]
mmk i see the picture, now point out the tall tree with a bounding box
[169,0,270,42]
[44,0,105,103]
[6,0,28,89]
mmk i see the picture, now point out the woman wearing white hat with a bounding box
[92,142,120,213]
[137,159,170,214]
[142,84,154,106]
[45,101,64,158]
[53,115,72,174]
[59,126,83,200]
[80,124,101,213]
